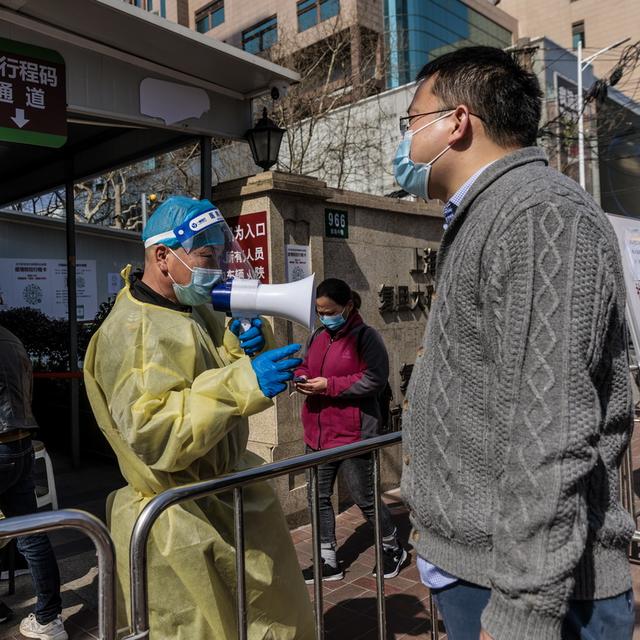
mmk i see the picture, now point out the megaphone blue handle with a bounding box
[211,281,232,312]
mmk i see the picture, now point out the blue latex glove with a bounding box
[230,318,266,356]
[251,344,302,398]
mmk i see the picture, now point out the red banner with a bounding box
[225,211,270,283]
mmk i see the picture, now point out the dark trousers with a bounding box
[306,447,396,546]
[0,437,61,624]
[432,579,635,640]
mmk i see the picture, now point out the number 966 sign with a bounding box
[325,209,349,239]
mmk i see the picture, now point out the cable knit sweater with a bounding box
[401,147,635,640]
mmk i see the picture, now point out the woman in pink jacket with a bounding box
[295,278,406,583]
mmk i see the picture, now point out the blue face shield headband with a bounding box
[143,207,225,253]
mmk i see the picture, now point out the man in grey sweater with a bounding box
[396,47,635,640]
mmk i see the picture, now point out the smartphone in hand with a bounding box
[293,376,308,383]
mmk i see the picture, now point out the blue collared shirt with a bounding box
[417,162,494,590]
[442,163,494,229]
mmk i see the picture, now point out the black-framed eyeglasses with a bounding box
[398,109,485,135]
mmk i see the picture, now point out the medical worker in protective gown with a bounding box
[83,196,315,640]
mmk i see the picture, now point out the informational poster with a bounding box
[107,272,123,295]
[285,244,311,282]
[0,259,97,320]
[624,227,640,280]
[607,214,640,367]
[225,211,270,283]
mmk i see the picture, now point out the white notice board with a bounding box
[285,244,312,282]
[0,259,97,320]
[607,214,640,367]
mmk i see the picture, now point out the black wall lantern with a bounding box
[245,107,285,172]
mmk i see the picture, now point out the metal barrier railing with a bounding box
[621,418,640,549]
[123,432,440,640]
[0,423,636,639]
[0,509,116,640]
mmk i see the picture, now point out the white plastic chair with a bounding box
[32,440,58,510]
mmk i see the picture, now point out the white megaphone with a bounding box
[211,274,316,331]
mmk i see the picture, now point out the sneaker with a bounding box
[19,614,68,640]
[0,602,13,623]
[372,547,408,579]
[302,559,344,584]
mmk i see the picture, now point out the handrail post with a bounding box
[429,592,439,640]
[234,487,247,640]
[372,449,387,638]
[127,498,161,640]
[310,465,324,639]
[0,509,116,640]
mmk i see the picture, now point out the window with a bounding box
[297,0,340,33]
[242,16,278,54]
[572,20,585,49]
[384,0,512,89]
[126,0,166,17]
[195,0,225,33]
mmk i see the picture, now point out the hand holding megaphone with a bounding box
[229,317,266,356]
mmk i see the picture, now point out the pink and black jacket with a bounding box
[295,311,389,451]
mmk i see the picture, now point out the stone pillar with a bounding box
[212,171,443,525]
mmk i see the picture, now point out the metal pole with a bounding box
[310,466,324,640]
[590,137,601,206]
[200,136,212,200]
[577,40,585,190]
[372,450,387,638]
[577,37,630,192]
[141,193,147,228]
[622,445,635,519]
[0,510,116,640]
[629,438,637,524]
[128,500,155,640]
[65,161,80,467]
[234,487,247,640]
[429,592,439,640]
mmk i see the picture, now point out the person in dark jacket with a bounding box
[295,279,406,583]
[0,325,67,640]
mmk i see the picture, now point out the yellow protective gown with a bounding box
[83,266,314,640]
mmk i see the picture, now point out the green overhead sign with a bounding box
[0,37,67,148]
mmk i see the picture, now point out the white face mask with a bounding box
[392,111,454,200]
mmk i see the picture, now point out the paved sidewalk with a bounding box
[292,488,640,640]
[292,491,445,640]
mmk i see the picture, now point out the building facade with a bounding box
[384,0,515,87]
[499,0,640,102]
[119,1,640,217]
[126,0,516,91]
